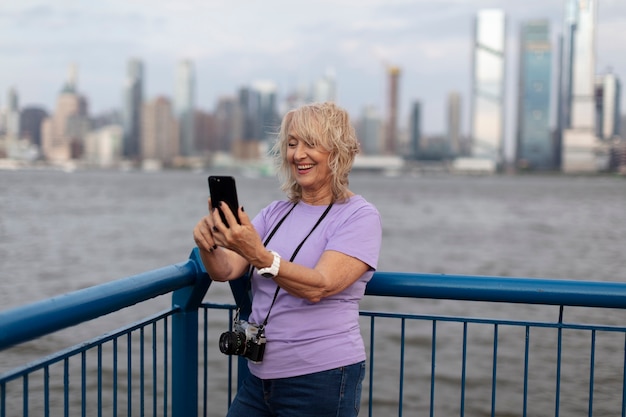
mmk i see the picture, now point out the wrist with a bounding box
[257,250,281,279]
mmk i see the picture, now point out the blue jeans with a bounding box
[226,361,366,417]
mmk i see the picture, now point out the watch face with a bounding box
[261,272,274,279]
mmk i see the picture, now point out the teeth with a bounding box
[298,164,313,170]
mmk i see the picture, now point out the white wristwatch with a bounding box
[257,250,281,279]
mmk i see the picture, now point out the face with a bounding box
[286,127,332,201]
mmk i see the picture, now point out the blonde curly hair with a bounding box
[271,102,360,203]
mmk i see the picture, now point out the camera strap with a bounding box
[240,201,334,332]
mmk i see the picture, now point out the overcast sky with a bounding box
[1,0,624,154]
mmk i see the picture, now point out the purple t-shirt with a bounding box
[247,195,382,379]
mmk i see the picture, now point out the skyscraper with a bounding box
[446,92,462,156]
[175,60,196,157]
[516,20,553,170]
[41,64,89,162]
[141,96,179,168]
[385,66,401,155]
[470,9,506,167]
[408,101,422,159]
[560,0,608,172]
[357,105,382,155]
[123,59,143,161]
[595,72,622,140]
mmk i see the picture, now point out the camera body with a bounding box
[219,319,266,363]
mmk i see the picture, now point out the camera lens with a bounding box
[219,331,246,355]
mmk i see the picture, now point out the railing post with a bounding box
[171,248,211,417]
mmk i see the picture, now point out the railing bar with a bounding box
[368,316,375,417]
[460,322,467,417]
[44,366,49,417]
[622,333,626,417]
[0,309,176,384]
[23,374,28,417]
[152,322,158,417]
[81,351,87,417]
[491,324,499,417]
[113,337,118,417]
[97,345,102,417]
[1,381,5,417]
[399,318,406,417]
[523,326,530,417]
[163,316,169,417]
[127,332,132,417]
[64,358,69,417]
[202,307,209,417]
[555,306,564,417]
[140,326,145,417]
[589,330,596,417]
[359,310,626,333]
[429,320,437,417]
[226,308,234,408]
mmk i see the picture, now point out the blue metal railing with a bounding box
[2,248,626,416]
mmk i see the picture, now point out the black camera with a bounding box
[219,319,266,363]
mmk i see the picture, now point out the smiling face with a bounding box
[286,127,333,205]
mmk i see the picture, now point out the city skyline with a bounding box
[1,1,625,162]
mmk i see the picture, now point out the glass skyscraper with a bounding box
[470,9,506,166]
[175,60,196,157]
[560,0,607,172]
[123,59,143,160]
[516,20,553,170]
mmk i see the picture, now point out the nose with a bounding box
[293,143,307,160]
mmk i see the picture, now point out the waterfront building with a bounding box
[122,59,143,161]
[20,106,48,147]
[41,64,89,162]
[469,9,506,170]
[357,105,382,155]
[311,68,337,103]
[385,66,401,155]
[4,88,20,139]
[175,60,196,157]
[141,96,179,168]
[447,92,462,157]
[595,72,622,141]
[560,0,608,172]
[516,20,554,170]
[408,101,422,159]
[84,125,123,168]
[252,80,280,142]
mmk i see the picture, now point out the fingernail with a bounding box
[213,226,218,232]
[241,206,245,212]
[212,245,218,250]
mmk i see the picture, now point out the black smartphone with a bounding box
[208,175,240,227]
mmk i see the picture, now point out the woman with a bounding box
[193,102,382,417]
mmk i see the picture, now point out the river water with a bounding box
[1,169,625,416]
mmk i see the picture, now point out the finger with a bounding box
[220,202,239,227]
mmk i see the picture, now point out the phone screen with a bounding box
[208,176,240,227]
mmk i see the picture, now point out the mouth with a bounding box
[297,164,314,172]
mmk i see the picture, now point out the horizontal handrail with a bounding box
[366,271,626,309]
[0,257,203,351]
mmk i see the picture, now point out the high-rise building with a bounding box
[595,72,622,140]
[122,59,143,160]
[175,60,196,157]
[252,81,280,141]
[516,20,553,170]
[470,9,506,167]
[385,66,401,155]
[447,92,462,156]
[141,96,179,168]
[357,105,382,155]
[311,68,337,103]
[41,64,89,162]
[20,106,48,147]
[560,0,608,172]
[408,101,422,159]
[5,88,20,138]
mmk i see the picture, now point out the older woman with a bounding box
[193,102,382,417]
